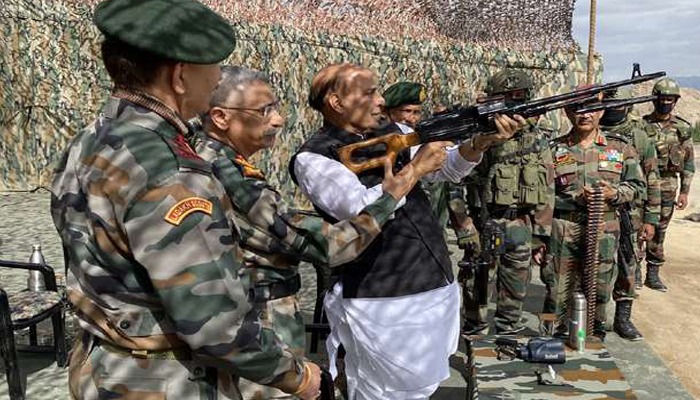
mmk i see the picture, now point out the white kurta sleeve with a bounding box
[294,152,406,220]
[397,123,481,183]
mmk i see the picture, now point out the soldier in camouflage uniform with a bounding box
[641,78,695,292]
[193,66,422,399]
[600,89,661,341]
[50,1,322,398]
[550,91,646,337]
[468,70,555,335]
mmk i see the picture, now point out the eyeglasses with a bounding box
[215,101,280,118]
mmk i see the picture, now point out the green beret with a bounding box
[383,82,427,109]
[94,0,236,64]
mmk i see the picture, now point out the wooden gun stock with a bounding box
[336,132,422,174]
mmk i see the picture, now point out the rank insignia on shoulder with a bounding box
[233,155,266,180]
[165,197,213,226]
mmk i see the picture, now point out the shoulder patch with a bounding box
[164,197,213,226]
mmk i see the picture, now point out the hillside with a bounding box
[676,77,700,91]
[631,81,700,125]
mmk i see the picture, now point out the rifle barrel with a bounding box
[509,71,665,115]
[575,95,657,114]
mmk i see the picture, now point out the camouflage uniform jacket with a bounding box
[643,114,695,194]
[51,92,303,388]
[551,130,645,212]
[604,117,661,225]
[193,133,398,284]
[479,121,555,238]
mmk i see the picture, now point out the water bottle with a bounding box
[27,244,47,292]
[569,292,587,353]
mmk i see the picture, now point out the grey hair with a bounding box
[209,65,269,107]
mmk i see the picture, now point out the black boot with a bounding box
[613,301,644,341]
[635,266,643,290]
[645,264,668,292]
[461,321,489,335]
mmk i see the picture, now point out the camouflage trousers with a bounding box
[461,214,534,333]
[549,217,619,327]
[239,295,305,400]
[68,330,242,399]
[646,177,679,267]
[539,253,556,314]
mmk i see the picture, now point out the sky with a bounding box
[572,0,700,81]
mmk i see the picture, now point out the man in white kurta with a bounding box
[291,64,523,399]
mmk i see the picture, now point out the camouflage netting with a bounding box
[1,0,601,202]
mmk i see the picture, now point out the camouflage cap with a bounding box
[94,0,236,64]
[485,69,534,96]
[652,78,681,97]
[383,82,427,109]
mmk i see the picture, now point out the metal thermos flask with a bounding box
[569,292,587,353]
[27,244,47,292]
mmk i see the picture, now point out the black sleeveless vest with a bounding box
[289,123,453,298]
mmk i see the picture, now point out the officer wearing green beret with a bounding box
[50,0,320,398]
[383,81,427,128]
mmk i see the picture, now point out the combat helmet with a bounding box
[485,69,534,99]
[652,78,681,97]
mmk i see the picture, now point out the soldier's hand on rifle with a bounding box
[532,244,547,265]
[491,113,526,143]
[677,193,688,210]
[459,217,481,250]
[639,223,655,241]
[459,114,525,162]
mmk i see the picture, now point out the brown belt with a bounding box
[95,336,192,360]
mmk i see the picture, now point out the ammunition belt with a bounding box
[553,209,616,224]
[95,336,192,360]
[249,273,302,303]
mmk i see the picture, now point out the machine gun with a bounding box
[337,71,665,173]
[459,219,506,307]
